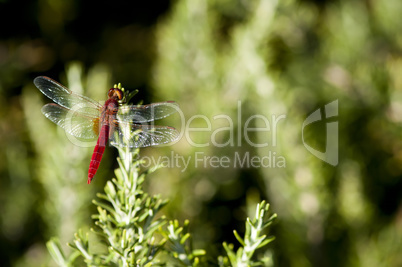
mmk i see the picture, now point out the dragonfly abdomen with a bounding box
[88,124,109,184]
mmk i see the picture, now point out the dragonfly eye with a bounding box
[108,88,123,100]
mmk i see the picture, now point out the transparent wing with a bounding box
[117,101,179,123]
[110,123,180,148]
[42,103,100,140]
[34,76,102,113]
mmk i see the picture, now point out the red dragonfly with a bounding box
[34,76,179,184]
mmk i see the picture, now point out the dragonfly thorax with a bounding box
[108,88,123,101]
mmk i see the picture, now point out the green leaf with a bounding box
[180,233,191,244]
[222,242,237,266]
[192,249,206,256]
[233,230,246,247]
[125,89,139,103]
[46,238,68,267]
[257,236,276,249]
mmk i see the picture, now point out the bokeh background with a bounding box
[1,0,402,266]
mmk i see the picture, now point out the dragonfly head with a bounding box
[108,88,124,101]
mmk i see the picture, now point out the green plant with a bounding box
[219,201,276,267]
[47,144,276,266]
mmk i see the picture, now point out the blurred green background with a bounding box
[1,0,402,266]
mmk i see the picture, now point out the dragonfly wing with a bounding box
[118,101,179,123]
[42,103,99,140]
[34,76,102,112]
[110,124,180,148]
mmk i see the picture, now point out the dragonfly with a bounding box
[34,76,179,184]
